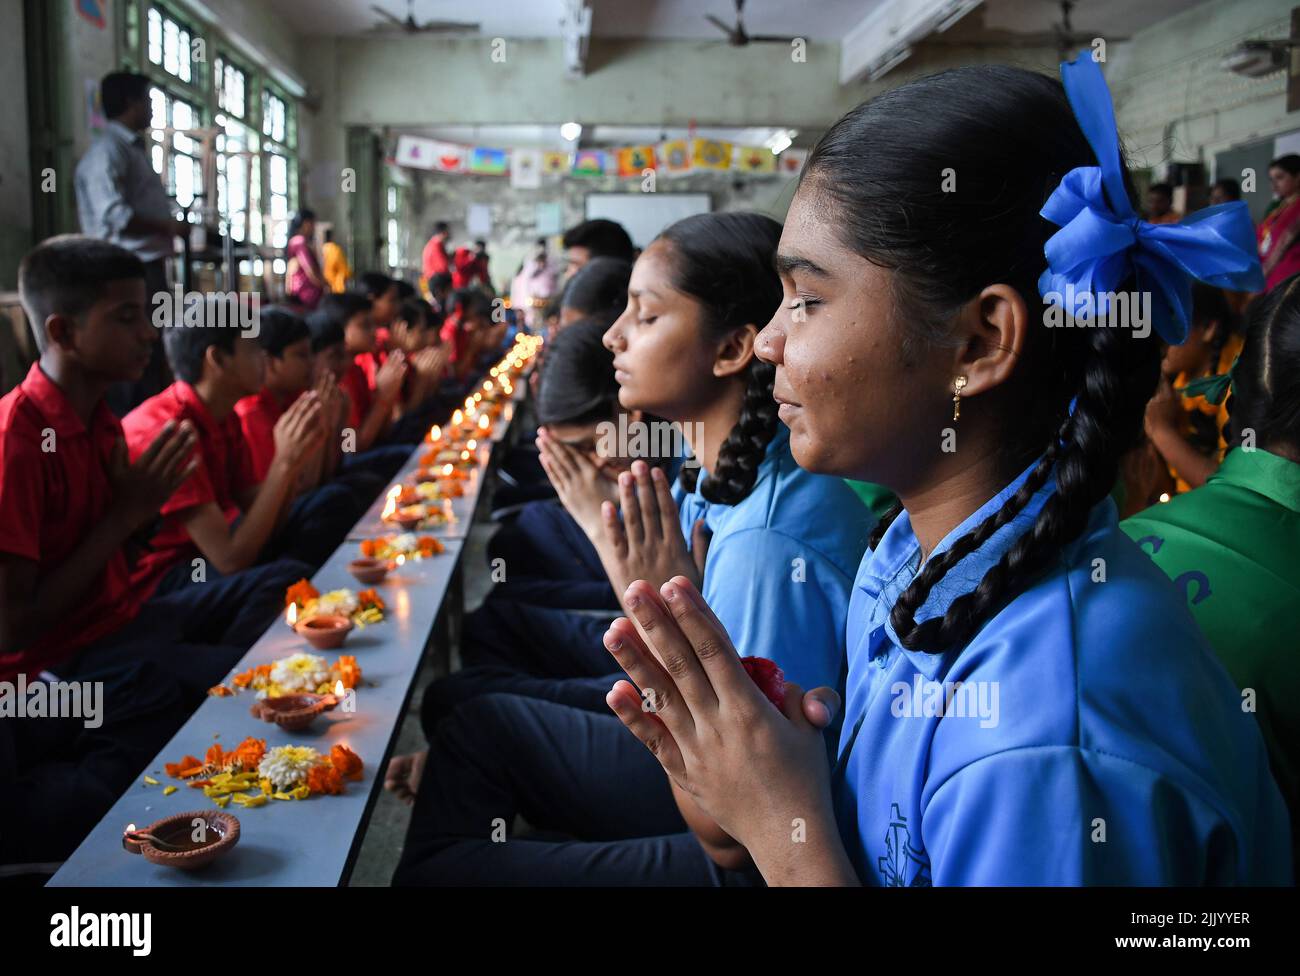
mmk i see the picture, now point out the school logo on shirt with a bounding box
[879,803,931,887]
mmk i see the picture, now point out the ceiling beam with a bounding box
[840,0,984,85]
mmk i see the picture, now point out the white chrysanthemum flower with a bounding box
[269,652,330,693]
[314,589,358,616]
[392,532,421,553]
[258,745,321,791]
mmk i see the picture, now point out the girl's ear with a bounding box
[951,284,1028,399]
[711,323,758,379]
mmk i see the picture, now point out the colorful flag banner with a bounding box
[692,138,733,170]
[659,139,692,174]
[468,146,509,176]
[542,151,571,175]
[510,148,543,188]
[734,145,777,174]
[394,135,440,171]
[571,149,607,177]
[778,148,809,176]
[616,145,657,178]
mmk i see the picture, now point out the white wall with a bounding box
[1109,0,1298,176]
[0,0,31,288]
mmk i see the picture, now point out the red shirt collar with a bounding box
[20,363,119,439]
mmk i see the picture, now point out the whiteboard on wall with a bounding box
[584,193,712,248]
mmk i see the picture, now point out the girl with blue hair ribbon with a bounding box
[599,54,1292,885]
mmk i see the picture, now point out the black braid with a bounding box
[890,325,1156,652]
[678,359,779,505]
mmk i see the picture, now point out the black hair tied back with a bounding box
[657,212,784,506]
[813,66,1162,653]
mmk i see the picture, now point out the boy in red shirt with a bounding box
[320,291,408,451]
[120,297,354,610]
[0,236,229,868]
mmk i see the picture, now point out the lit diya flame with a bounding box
[482,380,492,391]
[466,438,477,450]
[286,602,298,627]
[395,553,406,567]
[442,463,453,477]
[478,414,491,432]
[451,409,463,426]
[473,392,482,402]
[428,424,441,443]
[334,679,345,697]
[126,822,136,833]
[460,450,471,461]
[489,366,499,377]
[381,485,401,521]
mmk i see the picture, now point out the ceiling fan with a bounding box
[369,1,479,35]
[705,0,797,47]
[992,1,1128,58]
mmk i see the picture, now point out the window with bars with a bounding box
[386,184,404,271]
[146,5,197,86]
[148,86,203,211]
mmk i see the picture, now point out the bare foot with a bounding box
[383,750,428,806]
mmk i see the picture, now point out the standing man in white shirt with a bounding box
[75,72,188,414]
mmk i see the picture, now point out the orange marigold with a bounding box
[165,755,203,778]
[306,763,345,795]
[418,536,445,556]
[285,579,319,607]
[228,736,266,770]
[330,744,364,781]
[357,589,385,611]
[335,655,362,689]
[359,539,380,558]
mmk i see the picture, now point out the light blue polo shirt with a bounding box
[833,459,1293,885]
[674,427,873,696]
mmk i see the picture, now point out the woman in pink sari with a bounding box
[285,208,326,309]
[1257,155,1300,292]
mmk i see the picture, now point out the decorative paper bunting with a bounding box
[616,145,657,178]
[778,148,809,176]
[468,146,509,176]
[659,139,692,174]
[511,148,542,188]
[692,138,733,170]
[542,151,571,175]
[394,135,438,171]
[571,149,607,177]
[734,145,777,174]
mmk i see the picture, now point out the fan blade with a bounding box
[705,14,735,37]
[417,20,481,31]
[748,35,798,43]
[370,4,404,27]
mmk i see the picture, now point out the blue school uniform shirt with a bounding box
[833,459,1292,885]
[674,426,872,696]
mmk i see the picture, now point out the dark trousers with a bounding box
[488,499,618,610]
[263,482,361,569]
[462,594,615,676]
[0,660,191,867]
[339,443,412,485]
[393,693,757,886]
[57,558,313,698]
[107,259,171,417]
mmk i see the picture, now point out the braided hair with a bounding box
[812,65,1162,653]
[656,213,784,505]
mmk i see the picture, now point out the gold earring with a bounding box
[952,376,967,422]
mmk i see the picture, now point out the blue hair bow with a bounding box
[1038,55,1263,344]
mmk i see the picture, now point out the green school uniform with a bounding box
[1122,448,1300,872]
[845,480,897,521]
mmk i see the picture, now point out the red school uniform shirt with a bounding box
[122,381,260,598]
[0,364,148,680]
[355,327,390,390]
[422,235,449,280]
[339,361,373,432]
[234,387,303,483]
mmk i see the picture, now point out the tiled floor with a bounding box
[346,520,499,886]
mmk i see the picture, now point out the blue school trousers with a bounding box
[487,499,618,610]
[461,594,615,676]
[57,558,313,697]
[393,693,759,886]
[0,659,192,867]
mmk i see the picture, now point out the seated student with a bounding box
[235,306,346,487]
[581,59,1286,885]
[1141,284,1242,497]
[386,298,451,441]
[389,216,875,881]
[500,257,635,508]
[1123,275,1300,878]
[487,319,638,611]
[561,218,636,276]
[439,288,495,387]
[326,291,409,451]
[120,296,350,612]
[0,236,254,704]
